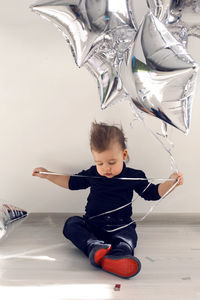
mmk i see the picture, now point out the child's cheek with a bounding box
[97,166,103,176]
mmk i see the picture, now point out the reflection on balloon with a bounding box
[120,12,198,134]
[147,0,200,47]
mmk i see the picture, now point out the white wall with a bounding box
[0,1,200,214]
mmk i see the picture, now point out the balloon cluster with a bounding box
[30,0,199,135]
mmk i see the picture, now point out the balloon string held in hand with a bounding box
[104,178,180,232]
[39,171,176,182]
[33,122,183,234]
[38,171,179,232]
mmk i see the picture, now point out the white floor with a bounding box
[0,213,200,300]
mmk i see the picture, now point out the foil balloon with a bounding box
[31,0,138,68]
[147,0,200,47]
[85,53,126,108]
[0,203,28,240]
[120,12,198,134]
[85,24,136,109]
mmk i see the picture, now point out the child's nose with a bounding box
[104,164,111,172]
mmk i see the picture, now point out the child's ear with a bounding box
[123,149,128,160]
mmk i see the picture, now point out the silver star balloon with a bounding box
[85,53,126,109]
[31,0,138,108]
[120,12,198,134]
[85,24,136,109]
[147,0,200,47]
[31,0,138,67]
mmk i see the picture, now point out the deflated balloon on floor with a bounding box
[0,203,28,240]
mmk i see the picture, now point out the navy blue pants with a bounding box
[63,215,138,257]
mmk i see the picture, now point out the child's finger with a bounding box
[177,173,183,185]
[32,167,47,177]
[32,170,40,176]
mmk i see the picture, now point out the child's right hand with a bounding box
[32,167,50,179]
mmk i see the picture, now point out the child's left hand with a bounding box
[158,172,183,197]
[169,172,184,186]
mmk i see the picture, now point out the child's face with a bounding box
[92,142,128,178]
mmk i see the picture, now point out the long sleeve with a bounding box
[68,169,91,190]
[133,171,161,201]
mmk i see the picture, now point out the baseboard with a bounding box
[26,212,200,225]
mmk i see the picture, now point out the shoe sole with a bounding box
[101,255,141,278]
[89,245,112,267]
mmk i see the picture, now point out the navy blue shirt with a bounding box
[69,163,160,219]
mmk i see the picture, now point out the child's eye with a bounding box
[109,162,116,165]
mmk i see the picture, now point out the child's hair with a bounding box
[90,122,128,153]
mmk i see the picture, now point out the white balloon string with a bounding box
[88,183,151,220]
[39,171,175,182]
[123,101,179,228]
[39,106,179,230]
[141,118,178,173]
[129,100,178,173]
[39,171,179,232]
[134,178,179,222]
[105,179,180,232]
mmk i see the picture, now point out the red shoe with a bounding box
[101,255,141,278]
[89,245,112,267]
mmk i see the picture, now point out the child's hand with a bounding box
[169,172,183,186]
[32,167,50,179]
[158,171,183,197]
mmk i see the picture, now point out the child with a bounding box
[32,122,183,278]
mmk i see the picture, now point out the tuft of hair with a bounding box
[90,121,127,152]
